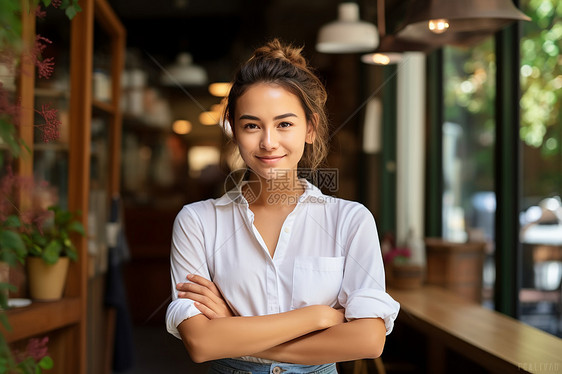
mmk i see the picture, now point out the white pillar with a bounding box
[396,52,426,265]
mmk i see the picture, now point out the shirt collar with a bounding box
[214,178,327,207]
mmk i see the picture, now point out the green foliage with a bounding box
[0,1,82,372]
[443,37,496,200]
[23,206,84,265]
[0,0,23,50]
[520,0,562,157]
[0,119,25,162]
[0,336,53,374]
[0,216,26,267]
[443,0,562,200]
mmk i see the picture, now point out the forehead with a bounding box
[236,83,304,115]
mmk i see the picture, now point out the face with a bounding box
[233,83,315,181]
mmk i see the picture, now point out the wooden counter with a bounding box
[389,286,562,374]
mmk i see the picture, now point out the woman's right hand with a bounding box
[176,274,234,319]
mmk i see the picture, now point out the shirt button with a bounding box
[272,367,284,374]
[284,227,290,233]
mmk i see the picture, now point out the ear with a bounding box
[226,118,237,144]
[306,114,318,144]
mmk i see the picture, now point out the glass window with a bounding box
[519,0,562,337]
[442,38,496,308]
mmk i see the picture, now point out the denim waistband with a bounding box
[209,358,337,374]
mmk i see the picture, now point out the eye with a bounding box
[278,121,293,128]
[243,123,259,130]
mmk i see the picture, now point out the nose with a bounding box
[260,128,279,151]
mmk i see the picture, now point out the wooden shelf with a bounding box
[93,99,117,114]
[1,1,125,372]
[35,87,69,99]
[34,142,70,151]
[2,297,81,343]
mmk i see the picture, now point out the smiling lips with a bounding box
[256,155,285,164]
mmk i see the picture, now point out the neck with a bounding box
[244,170,305,207]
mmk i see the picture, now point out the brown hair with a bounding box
[225,39,329,171]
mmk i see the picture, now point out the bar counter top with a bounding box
[389,286,562,374]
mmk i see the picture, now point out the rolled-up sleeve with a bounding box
[166,205,211,339]
[337,204,400,335]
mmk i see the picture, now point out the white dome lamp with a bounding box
[316,2,379,54]
[161,52,207,86]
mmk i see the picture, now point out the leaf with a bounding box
[68,221,85,236]
[0,230,25,250]
[66,249,77,262]
[42,241,62,265]
[65,5,77,19]
[0,313,12,332]
[3,215,21,229]
[38,356,53,370]
[0,230,26,265]
[0,283,17,292]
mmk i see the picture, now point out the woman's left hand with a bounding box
[176,274,234,319]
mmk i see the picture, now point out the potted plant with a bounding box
[381,232,424,289]
[22,205,84,301]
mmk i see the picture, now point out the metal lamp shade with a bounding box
[396,0,531,46]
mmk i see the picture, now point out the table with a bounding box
[388,286,562,374]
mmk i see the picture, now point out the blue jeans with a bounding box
[209,358,338,374]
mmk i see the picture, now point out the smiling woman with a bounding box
[234,83,314,182]
[165,39,399,373]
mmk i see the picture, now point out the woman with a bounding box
[166,39,399,373]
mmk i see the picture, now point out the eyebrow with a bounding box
[238,113,298,121]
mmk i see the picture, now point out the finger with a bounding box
[182,291,231,319]
[193,301,218,319]
[178,291,215,309]
[180,281,224,306]
[177,282,215,299]
[187,274,220,295]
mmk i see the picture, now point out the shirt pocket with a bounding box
[291,256,345,309]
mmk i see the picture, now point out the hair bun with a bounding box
[252,39,307,69]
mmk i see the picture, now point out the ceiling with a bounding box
[108,0,411,81]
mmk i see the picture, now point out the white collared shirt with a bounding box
[166,180,400,340]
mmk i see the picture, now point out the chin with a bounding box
[250,167,289,181]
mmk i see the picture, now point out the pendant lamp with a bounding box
[362,0,434,65]
[316,2,379,54]
[161,53,207,86]
[396,0,530,46]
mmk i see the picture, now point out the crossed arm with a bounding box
[176,275,387,364]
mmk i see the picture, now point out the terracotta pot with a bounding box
[27,257,69,301]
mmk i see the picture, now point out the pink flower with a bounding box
[0,169,58,227]
[36,56,55,79]
[31,35,55,79]
[35,103,61,142]
[35,6,47,19]
[383,247,412,265]
[25,337,49,361]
